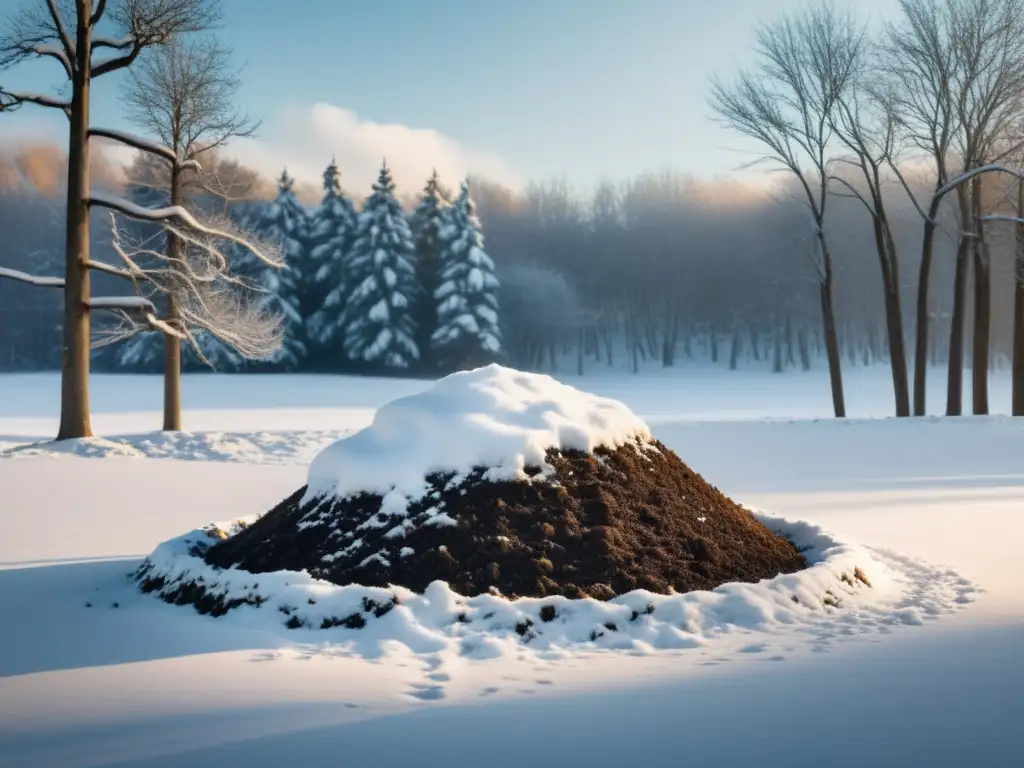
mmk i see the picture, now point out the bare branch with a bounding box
[827,175,876,216]
[90,192,283,268]
[92,0,224,78]
[122,36,257,165]
[86,258,145,281]
[935,163,1024,198]
[32,43,72,78]
[88,126,200,170]
[103,208,284,361]
[887,158,935,222]
[91,0,110,25]
[44,0,75,60]
[0,265,65,288]
[88,296,156,312]
[0,88,71,118]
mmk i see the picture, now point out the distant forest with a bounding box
[1,140,1002,376]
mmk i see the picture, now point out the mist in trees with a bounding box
[7,0,1024,426]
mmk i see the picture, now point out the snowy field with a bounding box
[0,366,1021,767]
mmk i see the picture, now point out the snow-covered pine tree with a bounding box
[307,158,359,365]
[408,170,450,370]
[343,161,419,369]
[431,180,502,370]
[248,170,310,369]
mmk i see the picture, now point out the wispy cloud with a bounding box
[226,103,522,197]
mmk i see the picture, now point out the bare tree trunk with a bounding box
[1015,183,1024,416]
[772,323,783,373]
[946,232,971,416]
[820,277,846,418]
[729,324,742,370]
[57,8,94,441]
[882,263,910,416]
[784,315,796,367]
[162,294,182,429]
[748,321,761,361]
[162,166,184,431]
[798,326,811,371]
[913,199,942,415]
[577,326,585,376]
[971,176,990,415]
[709,324,719,363]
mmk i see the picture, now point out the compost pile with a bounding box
[204,366,806,599]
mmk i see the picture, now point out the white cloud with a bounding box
[227,103,522,197]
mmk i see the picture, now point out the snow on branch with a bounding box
[86,259,144,281]
[144,312,185,339]
[935,165,1024,199]
[0,89,71,117]
[91,0,110,25]
[32,43,72,78]
[981,214,1024,225]
[101,211,283,363]
[44,0,75,61]
[90,0,222,79]
[88,127,200,171]
[90,192,283,269]
[90,35,135,53]
[88,296,156,312]
[0,266,65,288]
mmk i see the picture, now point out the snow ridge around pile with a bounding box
[135,512,980,659]
[303,365,652,510]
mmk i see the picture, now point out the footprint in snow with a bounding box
[536,679,554,685]
[428,671,452,682]
[480,687,501,696]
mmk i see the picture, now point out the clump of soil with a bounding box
[204,440,807,600]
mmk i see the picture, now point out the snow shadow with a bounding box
[19,622,1020,768]
[0,560,292,677]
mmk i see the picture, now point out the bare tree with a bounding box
[886,0,1024,416]
[830,78,912,416]
[95,210,282,364]
[884,0,961,416]
[710,3,865,417]
[115,35,258,430]
[0,0,218,440]
[950,0,1024,415]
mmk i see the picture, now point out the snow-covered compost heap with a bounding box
[201,365,807,599]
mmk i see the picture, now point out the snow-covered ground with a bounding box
[1,367,1021,767]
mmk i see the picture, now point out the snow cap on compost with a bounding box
[304,364,651,508]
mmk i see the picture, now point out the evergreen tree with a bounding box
[249,170,309,369]
[408,170,450,369]
[343,161,419,368]
[431,180,502,369]
[307,158,359,363]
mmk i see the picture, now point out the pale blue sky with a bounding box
[0,0,900,192]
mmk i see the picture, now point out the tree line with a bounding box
[6,0,1024,442]
[710,0,1024,417]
